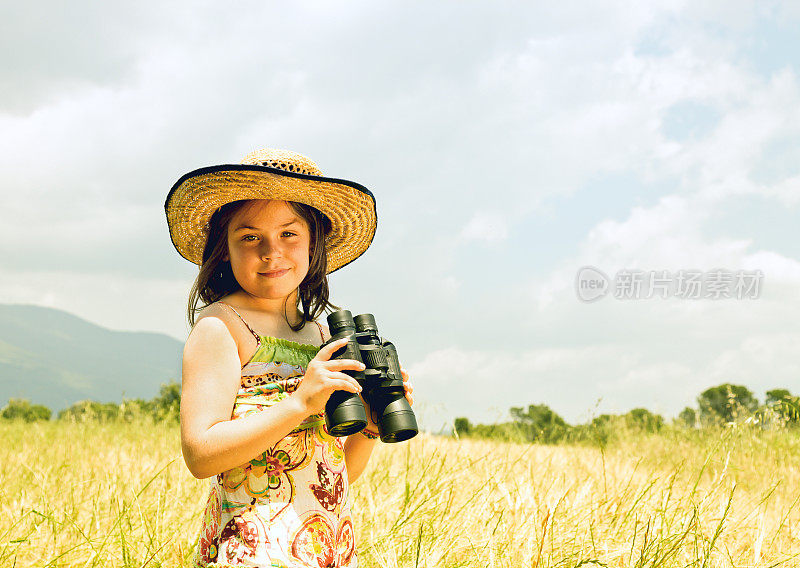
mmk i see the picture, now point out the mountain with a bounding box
[0,304,183,412]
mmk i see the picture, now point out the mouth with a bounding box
[259,269,289,278]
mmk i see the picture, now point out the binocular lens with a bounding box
[325,390,367,437]
[328,419,366,438]
[377,397,418,443]
[353,313,378,333]
[328,310,356,336]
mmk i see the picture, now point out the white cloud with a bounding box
[412,328,800,429]
[761,174,800,206]
[708,333,800,385]
[459,212,509,244]
[411,344,635,426]
[533,177,800,311]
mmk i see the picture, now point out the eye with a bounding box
[241,235,258,242]
[281,231,297,238]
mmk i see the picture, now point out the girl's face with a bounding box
[223,200,312,303]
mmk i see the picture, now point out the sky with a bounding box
[1,1,799,430]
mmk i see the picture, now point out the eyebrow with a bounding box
[232,220,301,232]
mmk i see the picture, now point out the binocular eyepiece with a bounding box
[322,309,418,443]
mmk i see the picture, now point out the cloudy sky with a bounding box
[2,1,799,429]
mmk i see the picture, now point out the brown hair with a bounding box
[186,199,338,331]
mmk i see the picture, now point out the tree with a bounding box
[510,404,570,443]
[1,398,51,422]
[57,381,181,423]
[677,407,697,428]
[580,413,625,447]
[697,384,759,424]
[765,388,799,424]
[118,398,154,421]
[766,389,792,406]
[453,417,471,436]
[154,381,181,419]
[625,408,663,432]
[58,400,120,422]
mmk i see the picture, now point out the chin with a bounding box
[255,284,302,299]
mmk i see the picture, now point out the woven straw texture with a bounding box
[241,148,323,175]
[165,149,377,273]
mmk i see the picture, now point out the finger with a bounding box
[335,380,361,394]
[314,336,352,362]
[326,371,363,392]
[321,359,366,372]
[403,375,414,405]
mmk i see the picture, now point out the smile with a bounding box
[259,269,289,278]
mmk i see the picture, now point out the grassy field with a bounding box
[1,420,799,567]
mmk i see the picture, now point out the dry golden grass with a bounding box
[1,420,799,567]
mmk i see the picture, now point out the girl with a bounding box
[165,148,414,568]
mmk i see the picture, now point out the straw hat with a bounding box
[165,148,377,273]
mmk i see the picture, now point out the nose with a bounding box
[259,237,282,260]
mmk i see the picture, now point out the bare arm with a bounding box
[343,403,379,483]
[343,368,415,483]
[180,317,362,479]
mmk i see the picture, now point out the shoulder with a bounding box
[183,308,240,368]
[189,304,234,340]
[194,303,231,332]
[195,301,228,323]
[189,302,242,348]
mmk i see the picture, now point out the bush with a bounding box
[765,389,799,425]
[1,398,52,422]
[56,380,181,423]
[698,384,759,425]
[509,404,570,443]
[152,381,181,422]
[677,407,697,428]
[58,400,121,422]
[455,404,571,444]
[453,417,471,437]
[625,408,664,432]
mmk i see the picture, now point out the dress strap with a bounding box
[220,301,324,344]
[218,302,261,343]
[314,320,325,342]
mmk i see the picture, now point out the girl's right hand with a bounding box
[293,336,365,415]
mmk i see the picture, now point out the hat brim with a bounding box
[165,164,377,273]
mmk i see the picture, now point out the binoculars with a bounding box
[323,309,418,443]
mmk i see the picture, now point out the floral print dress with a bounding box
[193,304,357,568]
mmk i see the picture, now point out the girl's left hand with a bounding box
[358,367,414,433]
[401,367,414,406]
